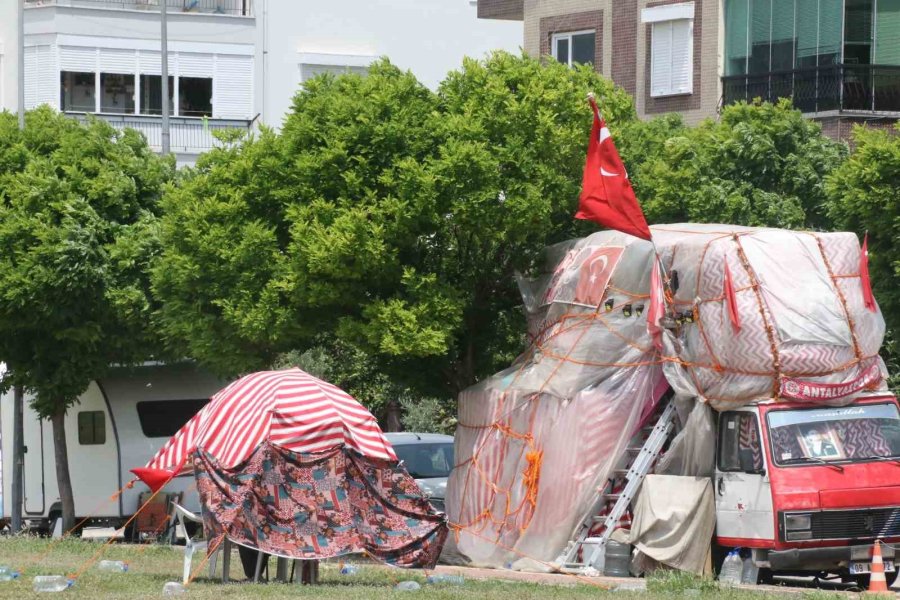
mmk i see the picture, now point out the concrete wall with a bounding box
[258,0,523,128]
[0,1,19,113]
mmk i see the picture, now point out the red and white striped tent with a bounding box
[132,368,447,568]
[134,368,396,488]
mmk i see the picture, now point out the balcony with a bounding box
[722,64,900,115]
[24,0,252,17]
[67,113,253,156]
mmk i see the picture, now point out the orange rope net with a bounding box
[449,228,882,556]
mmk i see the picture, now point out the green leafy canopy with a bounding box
[0,107,172,416]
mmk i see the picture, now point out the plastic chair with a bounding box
[171,502,221,584]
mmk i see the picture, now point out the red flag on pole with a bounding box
[860,233,877,312]
[130,467,175,493]
[723,261,742,332]
[575,96,652,241]
[647,257,665,350]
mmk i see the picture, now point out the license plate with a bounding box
[850,561,896,574]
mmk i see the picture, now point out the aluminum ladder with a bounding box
[557,399,677,573]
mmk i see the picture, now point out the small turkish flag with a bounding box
[860,233,877,312]
[575,96,652,241]
[647,257,666,351]
[723,261,742,332]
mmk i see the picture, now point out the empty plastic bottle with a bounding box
[98,560,128,573]
[426,574,465,585]
[340,564,359,575]
[741,555,759,585]
[0,566,19,581]
[718,550,743,586]
[32,575,73,593]
[395,580,421,591]
[162,581,186,596]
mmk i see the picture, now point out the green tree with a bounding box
[637,100,847,228]
[0,108,171,530]
[152,53,636,420]
[826,123,900,354]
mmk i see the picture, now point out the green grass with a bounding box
[0,537,844,599]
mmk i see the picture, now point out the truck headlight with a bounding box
[785,513,812,531]
[784,513,813,539]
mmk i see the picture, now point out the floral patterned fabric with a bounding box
[193,442,447,568]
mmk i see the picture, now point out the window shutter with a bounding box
[670,19,693,94]
[651,20,693,97]
[651,21,673,96]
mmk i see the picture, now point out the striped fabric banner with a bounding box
[145,369,396,473]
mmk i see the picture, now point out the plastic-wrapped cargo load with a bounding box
[447,224,885,568]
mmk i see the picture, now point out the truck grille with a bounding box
[808,507,900,540]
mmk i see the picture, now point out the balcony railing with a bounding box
[67,113,253,155]
[25,0,252,17]
[722,64,900,114]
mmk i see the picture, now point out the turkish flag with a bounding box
[573,246,624,306]
[575,97,652,241]
[723,261,742,332]
[647,257,665,350]
[860,233,877,312]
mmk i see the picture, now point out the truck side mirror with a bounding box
[739,449,765,475]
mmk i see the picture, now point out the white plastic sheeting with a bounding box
[447,224,885,568]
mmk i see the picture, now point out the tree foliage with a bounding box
[153,53,636,403]
[826,124,900,348]
[0,107,172,528]
[0,108,170,413]
[636,100,847,228]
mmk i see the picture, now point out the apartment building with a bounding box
[478,0,900,138]
[2,0,521,164]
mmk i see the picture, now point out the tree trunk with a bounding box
[385,398,402,432]
[50,408,75,533]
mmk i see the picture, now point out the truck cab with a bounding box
[714,392,900,584]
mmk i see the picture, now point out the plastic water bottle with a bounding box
[741,555,759,585]
[32,575,73,593]
[98,560,128,573]
[162,581,186,596]
[395,580,421,591]
[0,566,19,581]
[718,550,743,585]
[340,564,359,575]
[426,573,465,585]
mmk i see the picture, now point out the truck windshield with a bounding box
[767,402,900,466]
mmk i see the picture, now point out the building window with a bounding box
[100,73,135,114]
[178,77,213,117]
[78,411,106,445]
[552,30,596,67]
[643,3,695,97]
[60,71,96,113]
[136,399,209,438]
[650,20,693,96]
[139,75,174,116]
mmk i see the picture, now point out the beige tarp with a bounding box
[629,475,715,575]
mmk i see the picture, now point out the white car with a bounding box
[385,432,454,512]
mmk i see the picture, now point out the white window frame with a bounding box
[551,29,596,67]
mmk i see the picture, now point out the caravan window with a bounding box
[136,399,209,438]
[78,411,106,445]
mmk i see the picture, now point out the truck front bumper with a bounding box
[767,543,896,571]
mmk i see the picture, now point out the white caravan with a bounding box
[0,362,224,532]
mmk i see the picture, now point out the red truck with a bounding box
[714,392,900,585]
